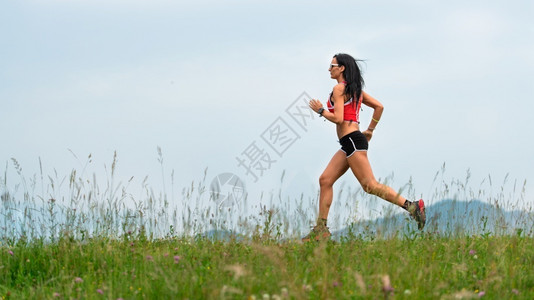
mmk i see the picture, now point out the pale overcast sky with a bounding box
[1,0,533,217]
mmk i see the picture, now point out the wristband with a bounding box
[317,108,325,116]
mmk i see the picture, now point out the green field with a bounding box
[1,233,533,299]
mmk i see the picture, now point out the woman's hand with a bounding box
[309,99,323,113]
[362,129,374,141]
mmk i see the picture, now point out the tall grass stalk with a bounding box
[1,153,533,241]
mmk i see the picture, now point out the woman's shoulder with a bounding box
[332,83,345,93]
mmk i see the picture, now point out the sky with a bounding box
[1,0,533,221]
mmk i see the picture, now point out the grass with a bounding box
[1,234,533,299]
[1,153,533,299]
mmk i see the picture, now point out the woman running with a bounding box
[303,53,426,242]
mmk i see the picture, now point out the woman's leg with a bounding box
[318,150,350,219]
[346,151,406,206]
[302,150,350,241]
[345,150,426,230]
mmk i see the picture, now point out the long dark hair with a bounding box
[333,53,364,101]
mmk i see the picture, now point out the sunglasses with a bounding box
[329,64,341,69]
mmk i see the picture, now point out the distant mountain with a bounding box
[197,200,534,241]
[334,199,534,238]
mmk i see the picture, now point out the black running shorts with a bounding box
[339,131,368,157]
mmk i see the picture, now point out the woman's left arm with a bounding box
[361,91,384,141]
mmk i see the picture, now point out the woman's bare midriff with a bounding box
[336,120,360,139]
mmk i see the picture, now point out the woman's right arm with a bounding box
[309,84,345,125]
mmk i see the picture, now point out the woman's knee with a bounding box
[361,179,380,194]
[319,173,335,188]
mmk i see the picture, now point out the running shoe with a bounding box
[408,199,426,230]
[301,224,331,242]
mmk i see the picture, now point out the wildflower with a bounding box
[332,281,341,287]
[478,291,485,297]
[53,292,60,297]
[280,287,288,297]
[354,272,366,293]
[262,293,270,300]
[469,249,476,255]
[302,284,312,292]
[75,277,83,283]
[174,255,181,263]
[404,289,412,295]
[146,255,153,261]
[381,275,394,294]
[8,250,13,256]
[164,253,169,257]
[97,289,104,295]
[225,264,248,280]
[512,289,519,295]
